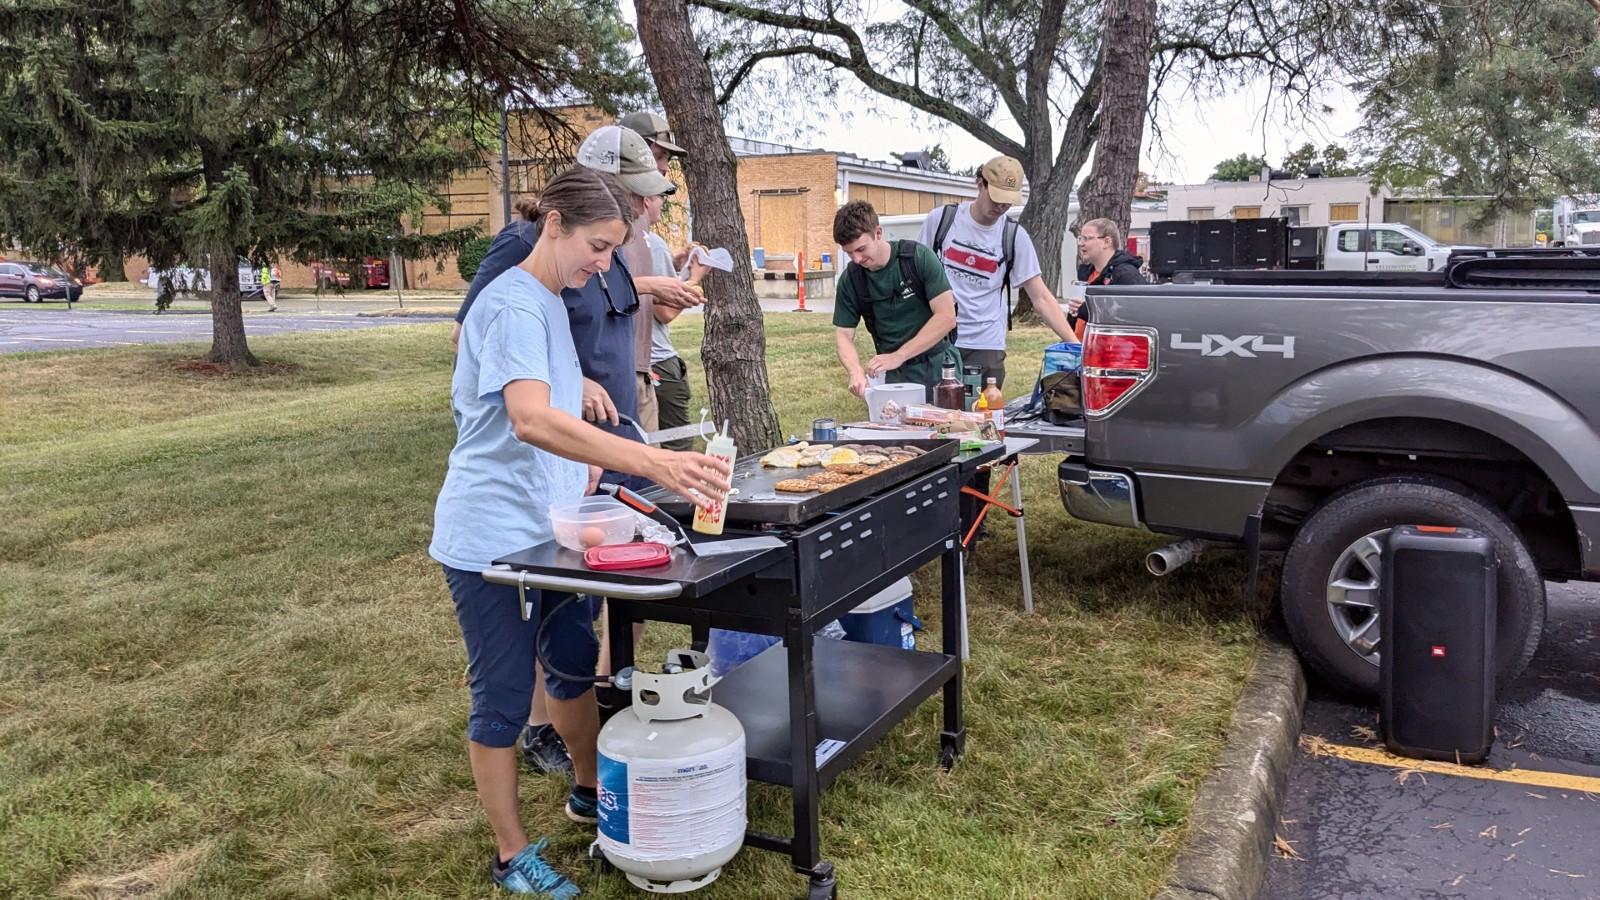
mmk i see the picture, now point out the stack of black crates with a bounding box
[1149,217,1325,278]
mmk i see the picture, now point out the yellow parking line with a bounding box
[1306,737,1600,794]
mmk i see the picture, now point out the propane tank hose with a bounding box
[534,592,613,686]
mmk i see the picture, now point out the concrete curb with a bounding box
[355,309,457,319]
[1155,629,1306,900]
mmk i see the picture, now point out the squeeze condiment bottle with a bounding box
[979,377,1006,437]
[692,420,737,535]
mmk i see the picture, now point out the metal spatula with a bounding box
[602,485,786,558]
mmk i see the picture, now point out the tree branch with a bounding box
[1052,57,1103,178]
[1024,0,1071,173]
[691,0,1027,157]
[718,46,819,105]
[899,0,1027,125]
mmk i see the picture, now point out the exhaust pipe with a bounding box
[1146,538,1211,576]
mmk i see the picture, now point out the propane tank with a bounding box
[596,649,746,893]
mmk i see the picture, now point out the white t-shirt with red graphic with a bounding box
[916,202,1042,351]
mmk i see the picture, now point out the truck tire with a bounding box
[1280,476,1545,698]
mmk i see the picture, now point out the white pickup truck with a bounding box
[1321,222,1478,272]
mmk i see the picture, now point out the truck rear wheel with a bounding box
[1280,476,1545,698]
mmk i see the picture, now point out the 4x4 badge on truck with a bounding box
[1170,333,1296,359]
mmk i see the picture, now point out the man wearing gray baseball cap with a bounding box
[617,111,705,455]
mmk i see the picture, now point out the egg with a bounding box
[578,525,609,548]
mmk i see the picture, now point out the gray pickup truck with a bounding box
[1050,251,1600,695]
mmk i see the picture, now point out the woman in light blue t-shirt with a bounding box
[429,165,730,897]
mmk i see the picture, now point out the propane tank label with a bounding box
[597,739,747,862]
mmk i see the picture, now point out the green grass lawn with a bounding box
[0,315,1263,899]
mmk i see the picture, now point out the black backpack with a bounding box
[847,239,928,352]
[930,203,1020,333]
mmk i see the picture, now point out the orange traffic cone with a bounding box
[794,249,809,312]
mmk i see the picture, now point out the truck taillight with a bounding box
[1082,326,1156,417]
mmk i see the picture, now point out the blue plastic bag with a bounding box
[707,621,846,678]
[1027,341,1084,410]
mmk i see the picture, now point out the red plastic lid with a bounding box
[584,541,673,571]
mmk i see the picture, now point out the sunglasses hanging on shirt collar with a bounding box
[597,266,640,317]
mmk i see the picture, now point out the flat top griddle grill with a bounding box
[647,437,960,526]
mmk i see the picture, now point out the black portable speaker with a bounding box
[1379,525,1497,764]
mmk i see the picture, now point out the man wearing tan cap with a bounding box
[918,155,1080,389]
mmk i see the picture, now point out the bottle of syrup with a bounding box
[934,365,965,411]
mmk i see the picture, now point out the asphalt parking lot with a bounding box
[0,308,436,353]
[1265,580,1600,899]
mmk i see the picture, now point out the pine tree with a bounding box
[0,0,642,366]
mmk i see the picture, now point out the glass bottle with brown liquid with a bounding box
[934,365,965,411]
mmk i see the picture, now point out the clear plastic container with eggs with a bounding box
[549,496,637,551]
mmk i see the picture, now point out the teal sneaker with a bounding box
[490,839,581,898]
[565,787,599,825]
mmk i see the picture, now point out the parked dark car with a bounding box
[0,260,84,302]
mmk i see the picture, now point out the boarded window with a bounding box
[755,192,805,255]
[1187,207,1214,221]
[1233,206,1262,219]
[1329,203,1361,223]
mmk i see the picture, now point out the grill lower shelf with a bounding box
[711,637,959,787]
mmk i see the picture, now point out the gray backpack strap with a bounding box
[932,203,958,254]
[1002,216,1019,331]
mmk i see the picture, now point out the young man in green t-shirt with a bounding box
[831,200,961,400]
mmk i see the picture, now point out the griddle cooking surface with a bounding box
[649,438,959,525]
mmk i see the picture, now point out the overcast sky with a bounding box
[759,78,1364,186]
[616,4,1365,186]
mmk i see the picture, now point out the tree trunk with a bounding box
[1016,168,1079,303]
[1014,146,1092,324]
[1074,0,1157,243]
[635,0,782,453]
[206,251,256,367]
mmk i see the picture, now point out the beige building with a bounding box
[1155,174,1537,246]
[728,137,988,272]
[1157,174,1389,228]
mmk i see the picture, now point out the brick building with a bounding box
[729,137,990,272]
[118,107,1010,291]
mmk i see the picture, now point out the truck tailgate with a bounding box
[1007,419,1084,456]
